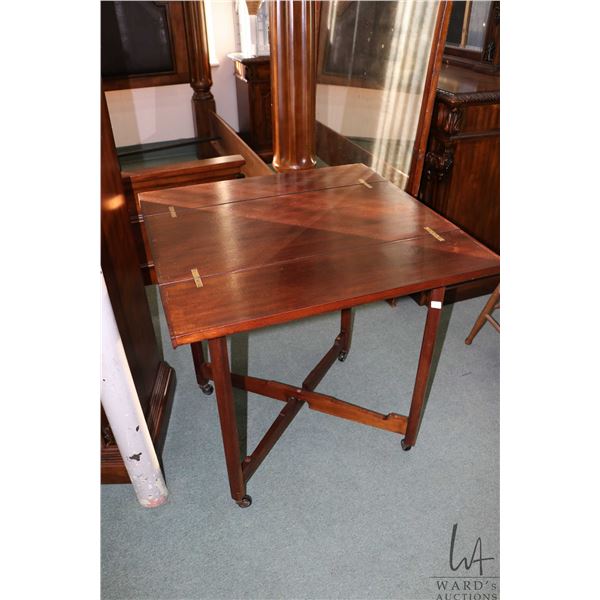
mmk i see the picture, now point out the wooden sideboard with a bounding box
[229,53,273,162]
[418,64,499,254]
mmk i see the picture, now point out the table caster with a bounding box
[338,351,348,362]
[401,439,412,451]
[236,495,252,508]
[200,383,214,395]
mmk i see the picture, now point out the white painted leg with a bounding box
[101,273,168,508]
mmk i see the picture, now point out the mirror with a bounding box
[315,0,442,189]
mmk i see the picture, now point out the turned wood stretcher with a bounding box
[140,163,500,507]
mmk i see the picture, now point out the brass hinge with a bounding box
[191,268,203,288]
[424,226,445,241]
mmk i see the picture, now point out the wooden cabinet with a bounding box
[419,64,499,254]
[101,94,176,483]
[229,53,273,162]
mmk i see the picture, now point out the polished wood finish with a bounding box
[407,1,453,196]
[465,284,500,344]
[303,309,352,391]
[230,374,408,436]
[412,273,499,307]
[145,180,460,285]
[101,93,176,484]
[121,155,245,196]
[183,0,216,157]
[142,164,498,503]
[208,111,273,177]
[141,168,497,346]
[208,337,247,504]
[237,307,350,484]
[403,287,445,448]
[139,163,382,215]
[229,53,273,162]
[269,0,317,172]
[192,307,398,487]
[418,63,500,256]
[436,64,500,96]
[143,164,499,503]
[413,60,500,309]
[104,0,272,286]
[122,155,246,284]
[242,397,304,483]
[190,341,212,391]
[196,306,399,488]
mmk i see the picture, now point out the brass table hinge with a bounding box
[424,226,444,241]
[191,268,203,288]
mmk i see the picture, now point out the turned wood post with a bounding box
[269,0,317,172]
[184,1,216,156]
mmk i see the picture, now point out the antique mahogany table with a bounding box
[140,164,500,507]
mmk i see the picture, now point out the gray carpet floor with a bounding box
[101,291,499,600]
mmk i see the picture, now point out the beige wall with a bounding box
[105,84,195,147]
[210,0,239,132]
[316,83,423,141]
[105,0,239,148]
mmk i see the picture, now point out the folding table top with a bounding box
[140,164,500,346]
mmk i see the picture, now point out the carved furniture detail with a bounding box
[416,63,499,304]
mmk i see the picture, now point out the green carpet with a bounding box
[102,291,499,600]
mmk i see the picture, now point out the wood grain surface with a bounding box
[141,164,499,346]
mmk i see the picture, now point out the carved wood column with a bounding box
[184,1,216,156]
[269,0,317,172]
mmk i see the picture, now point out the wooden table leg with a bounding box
[191,341,214,395]
[208,337,251,507]
[402,287,446,450]
[302,308,354,390]
[338,308,353,362]
[465,284,500,345]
